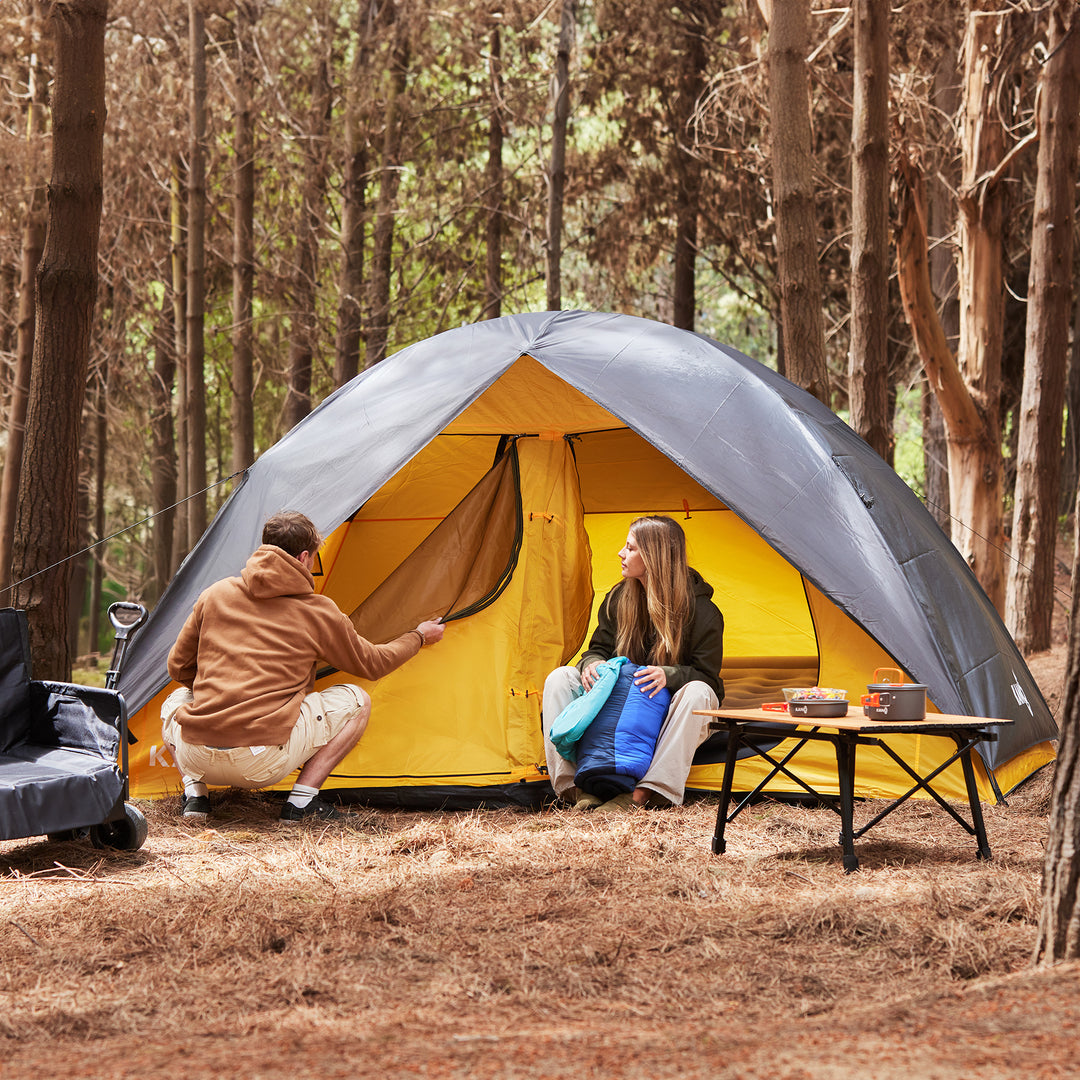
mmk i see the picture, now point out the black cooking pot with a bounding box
[860,668,927,721]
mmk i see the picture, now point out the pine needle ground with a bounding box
[1,768,1075,1080]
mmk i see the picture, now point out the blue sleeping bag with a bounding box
[573,664,670,801]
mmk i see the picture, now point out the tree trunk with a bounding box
[149,292,176,605]
[895,152,1000,553]
[186,0,208,548]
[0,265,15,358]
[847,0,889,459]
[952,3,1014,611]
[0,4,48,595]
[282,15,333,430]
[897,6,1017,612]
[925,43,961,531]
[69,449,89,657]
[170,155,188,571]
[767,0,829,405]
[1062,294,1080,517]
[366,28,409,367]
[230,0,255,473]
[334,0,376,387]
[481,26,504,322]
[671,11,706,333]
[88,358,106,653]
[1005,3,1080,653]
[545,0,574,313]
[11,0,107,680]
[1037,474,1080,963]
[0,220,45,598]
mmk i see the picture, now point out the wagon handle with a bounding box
[105,602,148,691]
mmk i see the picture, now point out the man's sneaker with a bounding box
[279,796,345,823]
[181,794,211,821]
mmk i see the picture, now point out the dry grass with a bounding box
[0,768,1065,1078]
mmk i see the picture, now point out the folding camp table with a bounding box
[694,706,1012,872]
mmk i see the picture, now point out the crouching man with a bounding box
[161,511,444,823]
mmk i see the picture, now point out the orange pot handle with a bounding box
[860,693,882,708]
[873,667,904,686]
[761,702,789,712]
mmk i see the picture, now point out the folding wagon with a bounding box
[0,602,148,850]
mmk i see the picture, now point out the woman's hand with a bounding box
[633,665,667,698]
[581,661,602,691]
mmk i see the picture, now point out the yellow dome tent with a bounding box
[121,312,1056,806]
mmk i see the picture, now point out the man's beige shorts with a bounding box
[161,684,368,788]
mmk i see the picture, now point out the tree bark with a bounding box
[953,3,1013,612]
[170,155,188,571]
[1038,477,1080,962]
[925,42,961,531]
[282,11,333,431]
[897,6,1017,613]
[87,358,106,653]
[1005,3,1080,654]
[671,11,706,332]
[366,26,409,367]
[0,2,48,595]
[11,0,107,679]
[545,0,574,312]
[480,26,504,322]
[847,0,889,459]
[186,0,208,548]
[1062,294,1080,516]
[230,0,255,473]
[0,265,15,359]
[149,292,176,605]
[768,0,829,405]
[334,0,376,387]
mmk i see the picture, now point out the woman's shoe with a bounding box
[572,792,604,812]
[594,792,636,813]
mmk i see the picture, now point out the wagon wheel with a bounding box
[46,828,90,842]
[89,804,149,851]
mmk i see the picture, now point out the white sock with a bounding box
[184,781,208,799]
[286,783,320,809]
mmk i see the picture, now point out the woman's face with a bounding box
[619,532,647,581]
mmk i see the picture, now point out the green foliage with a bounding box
[892,381,926,495]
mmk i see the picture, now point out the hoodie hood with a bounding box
[689,567,714,602]
[240,544,315,600]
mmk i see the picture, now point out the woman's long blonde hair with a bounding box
[614,516,694,666]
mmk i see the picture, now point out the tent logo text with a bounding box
[1011,674,1033,716]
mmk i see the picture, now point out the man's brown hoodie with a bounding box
[167,544,421,747]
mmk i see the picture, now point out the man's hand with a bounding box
[416,620,445,645]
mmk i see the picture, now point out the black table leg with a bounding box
[834,735,859,873]
[711,722,743,855]
[956,736,992,861]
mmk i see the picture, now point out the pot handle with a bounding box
[761,702,789,712]
[860,692,887,708]
[873,667,904,685]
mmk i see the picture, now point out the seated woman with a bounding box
[543,515,725,811]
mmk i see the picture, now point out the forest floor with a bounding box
[0,552,1075,1079]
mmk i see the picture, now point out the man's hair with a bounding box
[262,512,323,558]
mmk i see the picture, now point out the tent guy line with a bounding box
[0,470,243,602]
